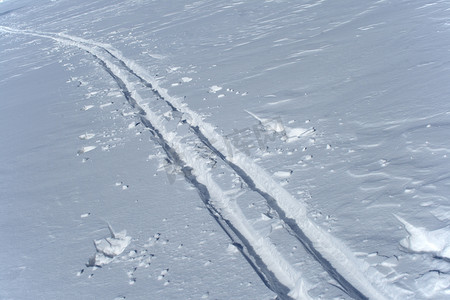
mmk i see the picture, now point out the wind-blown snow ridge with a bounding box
[0,25,410,299]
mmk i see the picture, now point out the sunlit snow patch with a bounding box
[87,224,131,267]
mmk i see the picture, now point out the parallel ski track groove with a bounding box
[87,46,294,300]
[88,52,294,300]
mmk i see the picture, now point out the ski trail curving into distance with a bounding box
[0,25,313,300]
[0,25,411,299]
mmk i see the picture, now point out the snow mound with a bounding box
[395,215,450,259]
[87,224,131,267]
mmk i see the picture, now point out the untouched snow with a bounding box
[1,0,450,299]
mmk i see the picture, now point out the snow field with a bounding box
[2,0,450,298]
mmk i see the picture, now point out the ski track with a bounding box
[0,26,411,300]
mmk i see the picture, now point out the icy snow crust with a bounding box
[1,0,450,299]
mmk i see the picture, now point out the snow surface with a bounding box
[1,0,450,299]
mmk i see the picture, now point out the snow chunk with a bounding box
[87,224,131,267]
[78,133,95,140]
[395,215,450,259]
[181,77,192,82]
[81,105,94,111]
[274,170,293,178]
[128,122,138,129]
[77,146,96,154]
[100,102,113,108]
[209,85,222,93]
